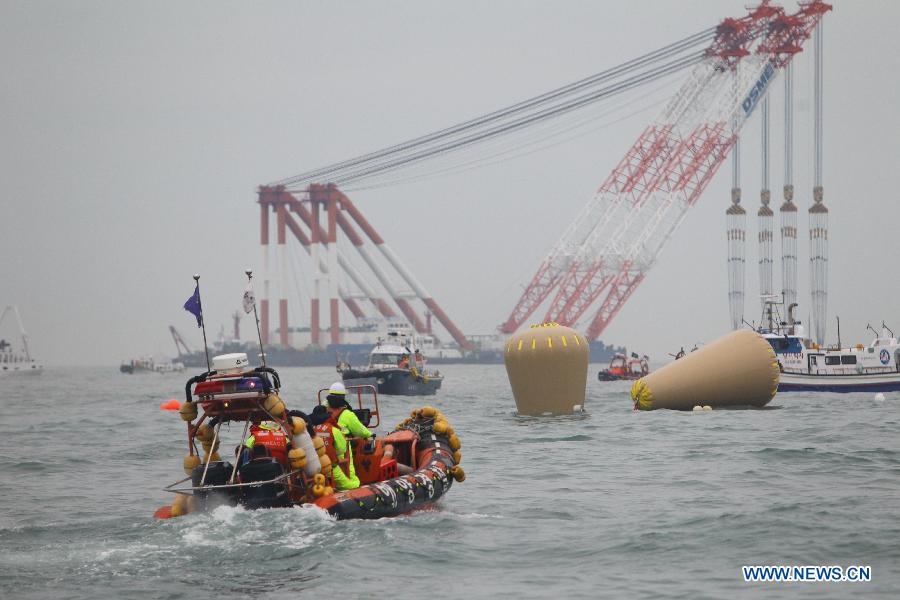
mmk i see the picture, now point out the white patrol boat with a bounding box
[338,323,443,396]
[757,298,900,393]
[0,305,43,375]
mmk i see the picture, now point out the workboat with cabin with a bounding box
[338,325,443,396]
[120,357,185,374]
[598,352,649,381]
[758,298,900,393]
[155,353,463,520]
[0,305,43,375]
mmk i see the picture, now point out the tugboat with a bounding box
[154,352,464,520]
[338,326,443,396]
[597,352,649,381]
[0,305,43,375]
[120,357,185,374]
[758,297,900,392]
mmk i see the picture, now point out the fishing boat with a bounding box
[758,298,900,393]
[597,352,649,381]
[338,326,443,396]
[154,353,463,520]
[120,357,185,374]
[0,305,43,375]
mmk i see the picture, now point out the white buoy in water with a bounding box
[692,406,703,412]
[874,392,886,402]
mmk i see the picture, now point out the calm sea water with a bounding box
[1,365,898,599]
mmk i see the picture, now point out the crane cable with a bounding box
[271,27,715,188]
[326,51,703,186]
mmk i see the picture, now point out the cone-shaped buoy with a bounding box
[630,329,779,411]
[505,323,589,416]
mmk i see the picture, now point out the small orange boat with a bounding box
[597,353,650,381]
[154,355,463,520]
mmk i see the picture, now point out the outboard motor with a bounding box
[238,459,289,510]
[191,461,237,509]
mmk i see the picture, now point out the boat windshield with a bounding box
[767,337,803,353]
[371,353,404,366]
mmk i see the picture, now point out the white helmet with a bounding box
[328,382,347,396]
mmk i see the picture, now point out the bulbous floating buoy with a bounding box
[631,329,779,411]
[160,399,180,411]
[195,423,215,442]
[179,401,198,422]
[318,454,332,473]
[450,465,466,482]
[505,323,589,416]
[263,393,286,417]
[171,493,190,517]
[183,454,200,476]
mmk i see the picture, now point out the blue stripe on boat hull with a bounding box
[778,381,900,393]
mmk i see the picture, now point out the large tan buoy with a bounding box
[504,323,589,416]
[630,329,780,411]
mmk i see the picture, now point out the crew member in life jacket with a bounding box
[310,383,374,490]
[326,382,373,440]
[240,421,289,466]
[310,403,357,490]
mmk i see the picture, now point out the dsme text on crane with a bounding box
[741,62,776,116]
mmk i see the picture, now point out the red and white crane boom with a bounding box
[501,0,830,340]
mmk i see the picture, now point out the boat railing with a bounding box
[163,468,301,495]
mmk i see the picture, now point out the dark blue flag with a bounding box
[183,283,203,328]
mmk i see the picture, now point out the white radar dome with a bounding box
[213,353,249,373]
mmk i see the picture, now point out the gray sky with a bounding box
[2,0,899,366]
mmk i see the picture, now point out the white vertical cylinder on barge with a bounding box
[727,186,746,331]
[809,19,828,346]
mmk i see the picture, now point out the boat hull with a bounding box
[0,362,43,375]
[313,433,454,520]
[342,368,443,396]
[778,371,900,393]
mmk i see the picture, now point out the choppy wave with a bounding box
[1,366,899,598]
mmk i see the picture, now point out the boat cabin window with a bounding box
[840,355,857,365]
[767,337,803,353]
[824,356,841,366]
[372,353,403,365]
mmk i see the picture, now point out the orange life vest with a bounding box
[250,424,288,464]
[313,422,339,465]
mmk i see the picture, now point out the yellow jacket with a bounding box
[330,424,360,491]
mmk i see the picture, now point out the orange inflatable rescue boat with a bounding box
[154,356,463,520]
